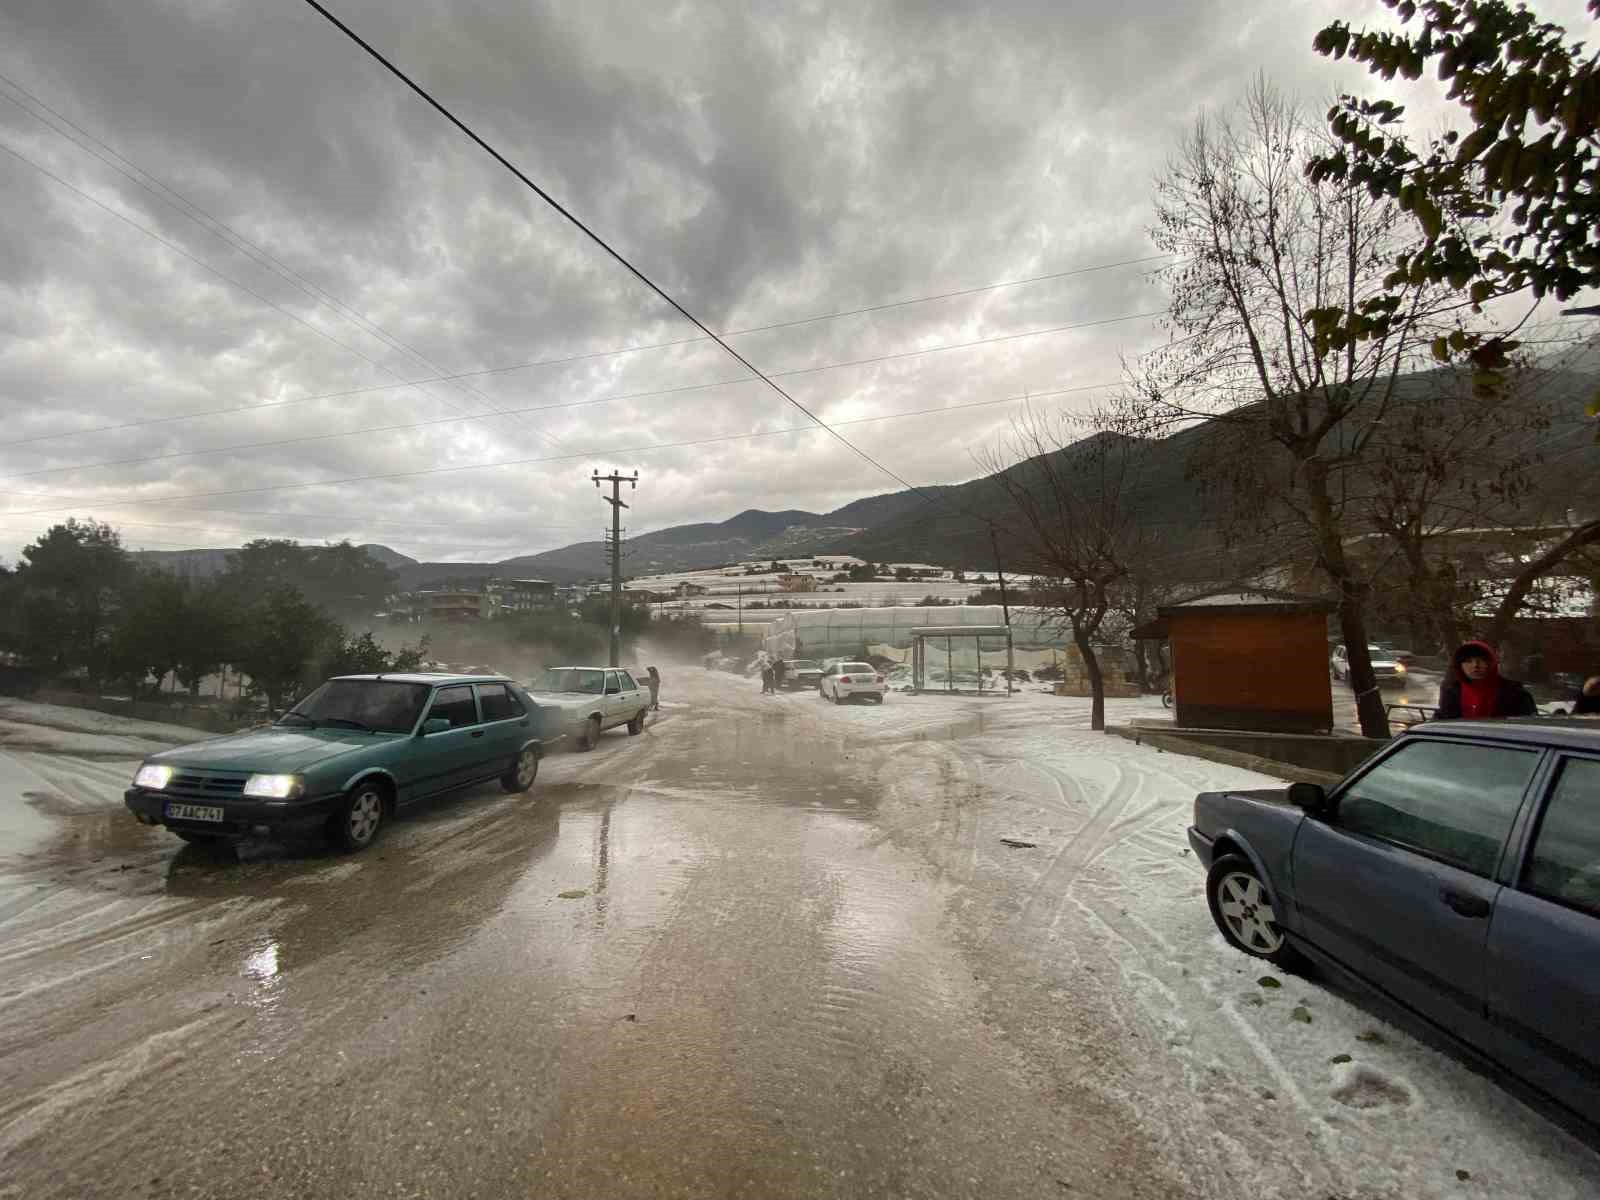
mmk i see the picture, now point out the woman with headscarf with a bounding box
[1436,640,1537,719]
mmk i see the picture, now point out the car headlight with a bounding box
[134,763,173,790]
[243,774,304,800]
[1395,662,1407,673]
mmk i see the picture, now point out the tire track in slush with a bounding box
[960,736,1355,1197]
[1062,892,1352,1198]
[870,741,985,885]
[1016,759,1139,928]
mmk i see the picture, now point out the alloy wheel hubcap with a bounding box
[1217,872,1283,953]
[349,792,381,843]
[517,750,536,785]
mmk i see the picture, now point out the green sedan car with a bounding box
[124,673,550,852]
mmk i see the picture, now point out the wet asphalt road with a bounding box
[0,674,1182,1199]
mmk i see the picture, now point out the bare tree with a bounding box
[977,410,1156,731]
[1123,79,1482,737]
[1338,361,1561,654]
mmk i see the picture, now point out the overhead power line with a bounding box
[0,280,1170,455]
[295,0,950,504]
[0,309,1157,483]
[0,380,1118,518]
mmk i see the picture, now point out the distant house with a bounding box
[778,573,818,593]
[416,590,486,622]
[486,578,556,615]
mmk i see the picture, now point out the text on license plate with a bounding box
[166,802,224,823]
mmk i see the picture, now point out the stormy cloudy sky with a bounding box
[0,0,1592,565]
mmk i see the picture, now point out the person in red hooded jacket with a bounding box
[1436,640,1537,719]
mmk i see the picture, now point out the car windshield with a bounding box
[790,660,819,670]
[282,679,430,733]
[841,663,873,673]
[534,667,606,694]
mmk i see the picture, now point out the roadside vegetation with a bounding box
[0,522,717,714]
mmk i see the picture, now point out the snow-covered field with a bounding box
[760,681,1600,1199]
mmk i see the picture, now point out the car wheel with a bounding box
[1206,854,1298,966]
[580,715,602,751]
[501,746,539,793]
[627,710,645,735]
[329,782,386,853]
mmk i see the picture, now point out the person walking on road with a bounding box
[772,659,787,691]
[761,660,775,695]
[1572,676,1600,715]
[646,665,661,711]
[1436,640,1537,719]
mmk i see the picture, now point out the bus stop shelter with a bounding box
[910,625,1014,695]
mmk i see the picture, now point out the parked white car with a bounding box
[524,666,651,749]
[1330,644,1407,687]
[819,661,887,705]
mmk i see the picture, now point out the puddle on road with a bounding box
[644,706,882,818]
[905,711,990,743]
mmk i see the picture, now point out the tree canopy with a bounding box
[1308,1,1600,366]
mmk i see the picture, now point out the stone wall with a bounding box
[1050,646,1142,698]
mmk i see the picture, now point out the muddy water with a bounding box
[0,678,1182,1199]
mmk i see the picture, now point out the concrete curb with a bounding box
[1106,725,1346,787]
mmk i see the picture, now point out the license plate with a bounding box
[166,802,224,823]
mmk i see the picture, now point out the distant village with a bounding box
[389,555,998,627]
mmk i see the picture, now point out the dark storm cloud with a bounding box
[4,0,1583,564]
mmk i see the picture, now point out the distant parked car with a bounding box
[1189,718,1600,1129]
[1330,643,1407,687]
[819,661,886,705]
[1375,643,1416,666]
[125,673,547,852]
[781,659,824,690]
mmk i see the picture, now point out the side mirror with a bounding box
[1288,781,1329,815]
[420,717,451,736]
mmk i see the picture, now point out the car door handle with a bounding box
[1439,888,1491,918]
[470,730,485,739]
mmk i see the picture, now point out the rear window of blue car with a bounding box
[428,685,479,728]
[477,683,524,721]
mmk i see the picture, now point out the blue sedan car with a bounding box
[1188,719,1599,1127]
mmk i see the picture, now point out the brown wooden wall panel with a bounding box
[1169,610,1333,732]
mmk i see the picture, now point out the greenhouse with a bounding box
[762,605,1073,667]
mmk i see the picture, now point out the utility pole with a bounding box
[593,469,638,667]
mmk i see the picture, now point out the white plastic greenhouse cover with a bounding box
[762,606,1068,659]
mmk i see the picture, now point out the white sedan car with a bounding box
[1329,643,1407,687]
[819,661,887,705]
